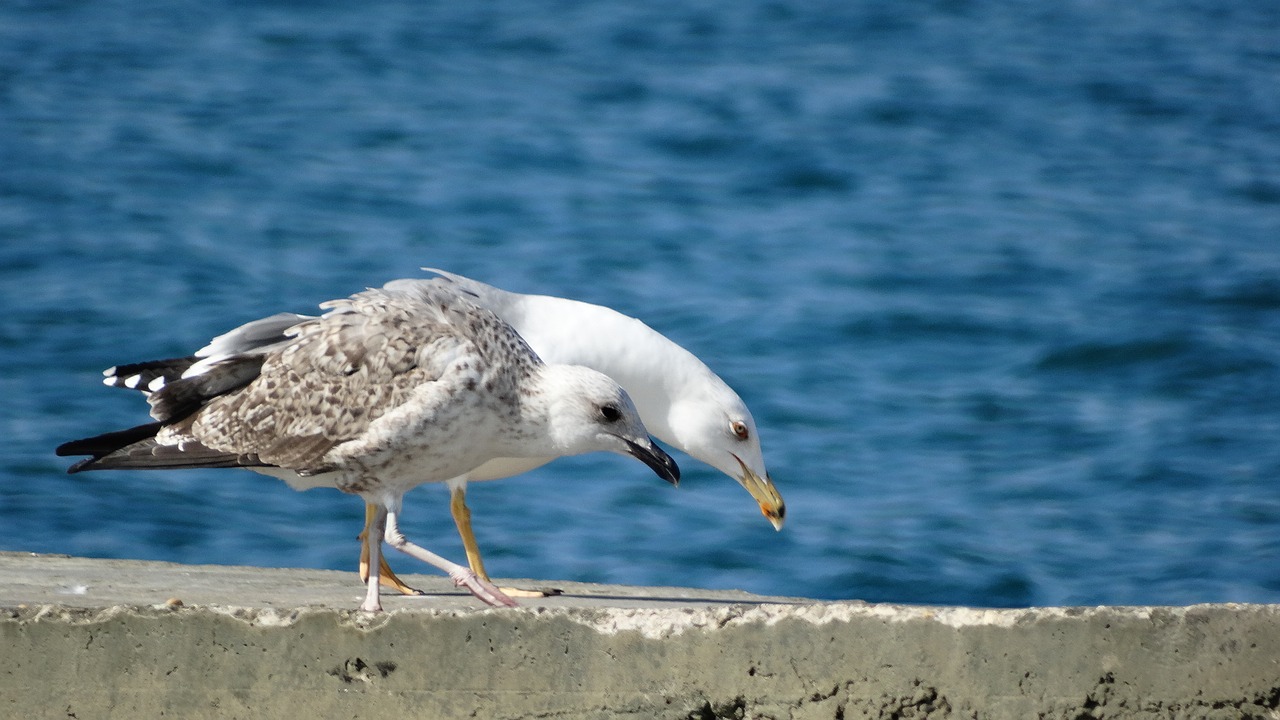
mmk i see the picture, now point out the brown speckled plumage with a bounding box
[63,280,549,496]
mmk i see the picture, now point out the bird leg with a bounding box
[359,505,388,612]
[449,483,562,598]
[355,489,561,601]
[384,510,518,608]
[358,502,425,596]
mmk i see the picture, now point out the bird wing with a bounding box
[63,281,537,475]
[175,285,494,473]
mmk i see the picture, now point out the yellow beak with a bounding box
[733,454,786,531]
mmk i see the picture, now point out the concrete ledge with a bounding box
[2,553,1277,719]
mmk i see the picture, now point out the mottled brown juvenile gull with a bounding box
[57,278,679,612]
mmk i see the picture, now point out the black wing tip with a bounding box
[146,355,265,424]
[56,422,165,474]
[102,357,199,391]
[57,422,163,453]
[57,417,280,474]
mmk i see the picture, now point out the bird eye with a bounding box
[600,404,622,423]
[731,420,749,440]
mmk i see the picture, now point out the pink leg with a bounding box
[384,511,517,608]
[360,505,387,612]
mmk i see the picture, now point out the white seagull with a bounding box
[371,268,787,596]
[57,278,679,612]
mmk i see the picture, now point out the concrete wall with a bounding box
[2,553,1278,719]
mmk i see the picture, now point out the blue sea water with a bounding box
[2,0,1279,608]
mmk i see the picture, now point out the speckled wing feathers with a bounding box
[172,283,538,473]
[62,280,544,477]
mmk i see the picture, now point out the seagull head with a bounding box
[668,395,786,531]
[538,365,680,485]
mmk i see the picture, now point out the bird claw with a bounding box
[499,585,563,598]
[450,569,518,607]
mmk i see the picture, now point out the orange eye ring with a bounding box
[731,420,749,441]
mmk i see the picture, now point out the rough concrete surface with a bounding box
[1,552,1277,719]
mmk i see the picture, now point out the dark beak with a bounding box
[624,436,680,486]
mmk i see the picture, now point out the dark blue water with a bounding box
[3,0,1278,608]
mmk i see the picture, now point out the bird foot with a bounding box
[450,569,519,607]
[380,573,426,596]
[499,585,563,598]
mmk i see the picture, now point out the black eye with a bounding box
[600,404,621,423]
[731,421,749,440]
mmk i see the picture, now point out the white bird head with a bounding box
[420,267,781,528]
[668,387,786,531]
[535,364,680,485]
